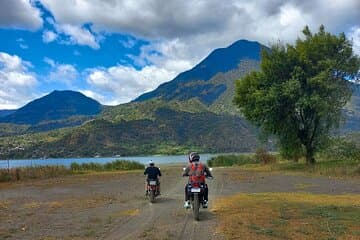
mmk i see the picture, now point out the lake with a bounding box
[0,154,217,169]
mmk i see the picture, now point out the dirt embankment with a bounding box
[0,166,359,239]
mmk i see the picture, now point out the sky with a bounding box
[0,0,359,109]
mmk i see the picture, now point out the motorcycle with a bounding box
[187,181,205,221]
[146,179,159,203]
[184,168,213,221]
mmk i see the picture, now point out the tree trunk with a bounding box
[305,146,316,165]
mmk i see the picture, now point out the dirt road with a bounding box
[0,166,359,239]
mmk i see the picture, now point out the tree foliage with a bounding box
[234,25,360,164]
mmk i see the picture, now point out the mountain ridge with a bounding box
[0,39,359,158]
[0,90,103,125]
[134,40,265,104]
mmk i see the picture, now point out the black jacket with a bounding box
[144,166,162,180]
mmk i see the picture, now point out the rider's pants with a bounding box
[185,183,208,201]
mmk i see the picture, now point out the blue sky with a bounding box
[0,0,359,109]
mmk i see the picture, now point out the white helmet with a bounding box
[149,160,155,166]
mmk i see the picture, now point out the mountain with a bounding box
[0,102,262,159]
[0,40,358,159]
[0,110,16,117]
[343,83,360,132]
[134,40,264,107]
[0,90,103,125]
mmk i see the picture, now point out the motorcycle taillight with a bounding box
[192,182,200,188]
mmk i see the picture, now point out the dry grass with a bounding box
[213,193,360,240]
[23,201,41,209]
[0,200,11,210]
[113,209,140,217]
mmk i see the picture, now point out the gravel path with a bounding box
[0,166,359,239]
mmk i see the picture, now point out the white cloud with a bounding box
[0,0,43,30]
[2,1,359,106]
[55,24,100,49]
[86,65,177,104]
[42,30,57,43]
[44,57,78,87]
[348,26,360,55]
[19,43,29,49]
[79,89,107,104]
[39,1,360,92]
[119,36,137,49]
[43,57,55,67]
[39,0,360,43]
[43,21,100,49]
[0,52,38,109]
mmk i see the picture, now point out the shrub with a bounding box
[70,160,144,172]
[255,148,277,165]
[208,154,258,167]
[320,138,360,161]
[0,165,70,182]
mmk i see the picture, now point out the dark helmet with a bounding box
[189,152,200,162]
[149,160,155,166]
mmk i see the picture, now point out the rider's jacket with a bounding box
[183,162,212,183]
[144,166,162,180]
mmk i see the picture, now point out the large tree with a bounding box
[234,25,360,164]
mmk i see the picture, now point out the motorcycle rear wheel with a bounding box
[193,193,200,221]
[149,190,155,203]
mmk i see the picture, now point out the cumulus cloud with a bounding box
[16,38,29,49]
[39,0,359,43]
[79,89,108,104]
[119,36,137,49]
[44,57,78,87]
[3,1,359,106]
[42,30,57,43]
[54,23,100,49]
[348,26,360,55]
[86,65,178,104]
[0,52,38,109]
[0,0,43,30]
[41,0,360,98]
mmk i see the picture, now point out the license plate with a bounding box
[191,188,201,193]
[149,181,157,185]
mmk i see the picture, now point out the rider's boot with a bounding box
[202,200,208,208]
[184,200,190,209]
[157,185,161,195]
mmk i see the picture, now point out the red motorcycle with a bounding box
[146,179,159,203]
[188,182,205,221]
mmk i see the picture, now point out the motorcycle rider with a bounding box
[144,160,162,195]
[183,152,213,209]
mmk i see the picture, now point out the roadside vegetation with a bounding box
[214,192,360,239]
[234,25,360,164]
[70,160,144,172]
[0,160,144,182]
[208,135,360,177]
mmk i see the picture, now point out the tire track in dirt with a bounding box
[104,166,222,240]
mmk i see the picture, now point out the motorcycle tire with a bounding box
[193,193,200,221]
[149,190,155,203]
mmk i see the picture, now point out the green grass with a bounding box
[208,149,360,177]
[207,154,259,167]
[0,160,144,182]
[70,160,144,172]
[0,165,71,182]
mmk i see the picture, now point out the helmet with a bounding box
[188,152,200,162]
[149,160,155,166]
